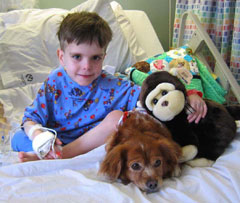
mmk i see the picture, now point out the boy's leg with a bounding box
[11,130,38,162]
[18,110,124,162]
[11,129,33,152]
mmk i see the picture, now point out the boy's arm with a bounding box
[185,73,207,124]
[187,93,207,124]
[23,121,44,140]
[61,110,123,158]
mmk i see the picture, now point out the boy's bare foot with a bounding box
[18,151,39,162]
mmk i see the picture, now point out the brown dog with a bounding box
[99,111,182,193]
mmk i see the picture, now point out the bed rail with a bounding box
[177,11,240,103]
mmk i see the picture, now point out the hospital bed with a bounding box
[0,0,240,202]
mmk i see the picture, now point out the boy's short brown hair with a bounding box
[57,11,112,51]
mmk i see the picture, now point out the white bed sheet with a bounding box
[0,84,240,202]
[0,137,240,202]
[0,0,240,202]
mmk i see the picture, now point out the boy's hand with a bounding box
[45,138,63,159]
[187,94,207,124]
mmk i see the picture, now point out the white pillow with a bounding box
[110,1,147,62]
[0,0,135,89]
[0,8,65,89]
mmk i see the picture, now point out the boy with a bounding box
[11,11,207,162]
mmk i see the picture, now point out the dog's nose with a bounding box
[146,180,158,191]
[161,100,169,107]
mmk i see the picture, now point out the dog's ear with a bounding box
[99,144,127,181]
[105,127,131,153]
[105,130,124,153]
[157,139,182,177]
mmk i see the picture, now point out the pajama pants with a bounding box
[11,129,33,152]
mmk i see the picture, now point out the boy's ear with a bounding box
[57,49,65,66]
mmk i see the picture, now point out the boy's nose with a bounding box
[82,59,91,70]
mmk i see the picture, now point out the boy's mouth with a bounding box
[78,74,92,78]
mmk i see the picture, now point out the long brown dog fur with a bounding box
[99,111,182,193]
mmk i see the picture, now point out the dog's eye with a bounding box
[131,163,141,171]
[162,90,168,96]
[154,160,161,167]
[152,98,158,105]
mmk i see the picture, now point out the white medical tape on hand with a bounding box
[28,124,43,140]
[32,128,57,159]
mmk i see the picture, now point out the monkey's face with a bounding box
[145,82,185,121]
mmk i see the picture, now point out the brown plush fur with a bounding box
[99,111,182,193]
[140,71,240,161]
[133,61,150,73]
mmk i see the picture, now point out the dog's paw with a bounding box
[172,165,182,177]
[179,145,198,163]
[186,158,214,167]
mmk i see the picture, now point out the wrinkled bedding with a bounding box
[1,0,240,201]
[0,84,240,202]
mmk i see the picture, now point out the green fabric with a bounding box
[185,78,205,97]
[130,67,205,97]
[130,62,227,104]
[130,68,148,86]
[196,57,227,104]
[128,46,227,104]
[130,67,204,97]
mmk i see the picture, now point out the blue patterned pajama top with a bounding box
[23,66,141,144]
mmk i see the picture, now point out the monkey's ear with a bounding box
[99,144,126,181]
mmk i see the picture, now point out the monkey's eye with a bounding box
[131,163,142,171]
[154,160,161,167]
[162,90,168,96]
[152,98,158,105]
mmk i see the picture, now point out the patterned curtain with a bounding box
[172,0,240,87]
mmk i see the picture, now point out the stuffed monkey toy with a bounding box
[139,71,240,167]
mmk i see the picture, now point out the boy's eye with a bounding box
[73,55,81,60]
[92,55,102,61]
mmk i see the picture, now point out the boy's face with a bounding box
[57,41,106,86]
